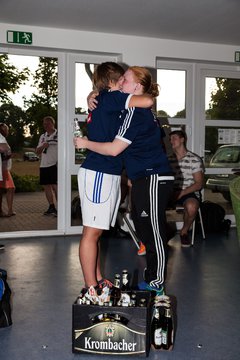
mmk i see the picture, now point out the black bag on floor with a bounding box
[71,195,82,219]
[0,268,12,328]
[196,201,231,234]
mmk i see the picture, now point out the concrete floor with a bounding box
[0,228,240,360]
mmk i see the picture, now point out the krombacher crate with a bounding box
[72,291,151,357]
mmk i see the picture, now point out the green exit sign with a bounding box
[7,30,32,45]
[235,51,240,63]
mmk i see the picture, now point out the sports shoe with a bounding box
[138,242,146,256]
[138,280,165,296]
[0,244,5,250]
[44,206,57,217]
[180,233,191,247]
[97,278,113,289]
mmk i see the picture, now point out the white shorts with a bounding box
[78,167,121,230]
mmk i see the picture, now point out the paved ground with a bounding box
[0,189,232,234]
[0,191,57,233]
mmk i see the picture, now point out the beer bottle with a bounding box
[121,270,131,306]
[73,118,83,138]
[73,118,84,153]
[139,298,147,307]
[130,292,137,307]
[110,274,121,306]
[161,307,173,350]
[151,307,162,349]
[121,269,130,291]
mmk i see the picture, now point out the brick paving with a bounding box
[0,189,232,234]
[0,191,57,232]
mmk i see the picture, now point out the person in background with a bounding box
[168,129,204,247]
[0,127,10,250]
[75,66,174,296]
[75,62,153,291]
[0,123,16,218]
[36,116,58,216]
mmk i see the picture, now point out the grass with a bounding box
[12,158,40,177]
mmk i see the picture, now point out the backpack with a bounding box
[196,201,231,234]
[0,268,12,328]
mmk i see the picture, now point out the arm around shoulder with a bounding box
[128,94,154,108]
[75,137,128,157]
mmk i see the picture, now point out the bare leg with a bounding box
[52,184,57,202]
[6,188,15,215]
[79,226,103,287]
[96,241,102,282]
[180,198,199,235]
[44,184,54,205]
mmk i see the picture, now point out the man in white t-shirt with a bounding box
[36,116,58,216]
[168,130,204,247]
[0,132,9,250]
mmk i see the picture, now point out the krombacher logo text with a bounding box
[85,336,137,351]
[74,321,146,355]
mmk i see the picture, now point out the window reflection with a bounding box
[205,126,240,165]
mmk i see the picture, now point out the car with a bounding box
[23,151,39,161]
[206,144,240,201]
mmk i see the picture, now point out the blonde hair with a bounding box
[93,62,125,91]
[128,66,159,98]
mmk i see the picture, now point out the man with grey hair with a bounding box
[36,116,58,216]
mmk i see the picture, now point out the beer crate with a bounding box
[72,291,151,357]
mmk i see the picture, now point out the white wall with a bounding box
[0,22,239,66]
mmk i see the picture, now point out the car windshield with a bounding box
[212,147,240,164]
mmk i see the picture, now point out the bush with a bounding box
[12,173,42,192]
[71,176,78,191]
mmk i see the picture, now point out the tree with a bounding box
[157,110,170,117]
[208,78,240,120]
[206,78,240,153]
[33,57,58,107]
[174,109,186,118]
[24,57,58,145]
[0,55,29,103]
[0,103,27,151]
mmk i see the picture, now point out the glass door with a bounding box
[0,48,63,237]
[201,68,240,223]
[157,60,240,227]
[65,53,120,234]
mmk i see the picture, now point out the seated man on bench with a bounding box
[168,130,204,247]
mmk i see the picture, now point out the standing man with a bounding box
[0,130,9,250]
[0,123,16,217]
[168,130,204,247]
[36,116,58,216]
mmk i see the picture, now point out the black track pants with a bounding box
[131,174,173,287]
